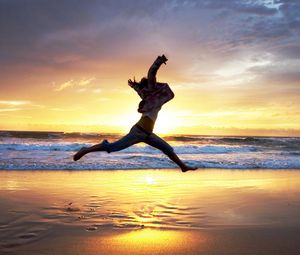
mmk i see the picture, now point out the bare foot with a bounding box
[73,147,88,161]
[181,165,198,172]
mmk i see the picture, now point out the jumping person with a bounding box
[73,55,197,172]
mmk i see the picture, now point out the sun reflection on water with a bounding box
[111,228,206,253]
[145,175,156,185]
[1,170,300,231]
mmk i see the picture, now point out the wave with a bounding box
[1,156,300,170]
[142,135,300,152]
[0,131,64,139]
[0,142,257,154]
[1,131,299,170]
[0,142,86,152]
[1,131,299,150]
[0,131,120,140]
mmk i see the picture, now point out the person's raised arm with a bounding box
[128,77,143,98]
[147,55,168,90]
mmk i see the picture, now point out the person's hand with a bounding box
[161,54,168,65]
[128,77,136,87]
[128,79,134,87]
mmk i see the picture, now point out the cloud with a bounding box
[195,0,278,15]
[54,77,95,91]
[0,100,45,113]
[50,107,80,112]
[0,100,33,113]
[0,108,21,112]
[0,0,297,75]
[92,88,102,93]
[261,70,300,85]
[276,44,300,60]
[0,0,299,131]
[247,59,300,85]
[0,0,167,69]
[0,100,31,106]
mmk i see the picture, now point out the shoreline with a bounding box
[1,168,300,171]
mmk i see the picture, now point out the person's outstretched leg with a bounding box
[73,140,108,161]
[73,126,143,161]
[145,133,197,172]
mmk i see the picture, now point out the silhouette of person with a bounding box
[73,55,197,172]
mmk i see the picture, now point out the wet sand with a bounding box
[0,169,300,254]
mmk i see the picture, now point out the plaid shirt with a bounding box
[130,57,175,113]
[135,83,174,113]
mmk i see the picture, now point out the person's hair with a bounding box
[139,77,148,89]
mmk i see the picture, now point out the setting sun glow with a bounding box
[1,1,299,137]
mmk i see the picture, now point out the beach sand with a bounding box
[0,169,300,254]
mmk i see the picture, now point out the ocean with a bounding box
[0,130,299,170]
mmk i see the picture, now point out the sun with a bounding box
[117,110,181,135]
[154,110,181,135]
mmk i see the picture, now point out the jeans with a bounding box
[102,124,174,155]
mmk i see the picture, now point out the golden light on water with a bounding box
[80,228,207,254]
[145,175,156,185]
[110,228,206,253]
[2,170,300,227]
[116,229,180,245]
[1,170,300,254]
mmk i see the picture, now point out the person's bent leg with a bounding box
[145,133,197,172]
[73,126,142,161]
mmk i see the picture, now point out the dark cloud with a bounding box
[277,0,300,27]
[247,63,300,89]
[0,0,299,88]
[263,71,300,85]
[197,0,278,15]
[0,0,168,67]
[0,0,94,65]
[276,44,300,59]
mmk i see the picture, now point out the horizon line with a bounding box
[1,129,300,138]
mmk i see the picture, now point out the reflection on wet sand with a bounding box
[0,170,300,254]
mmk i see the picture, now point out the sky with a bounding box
[0,0,299,136]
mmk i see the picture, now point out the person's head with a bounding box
[139,77,148,89]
